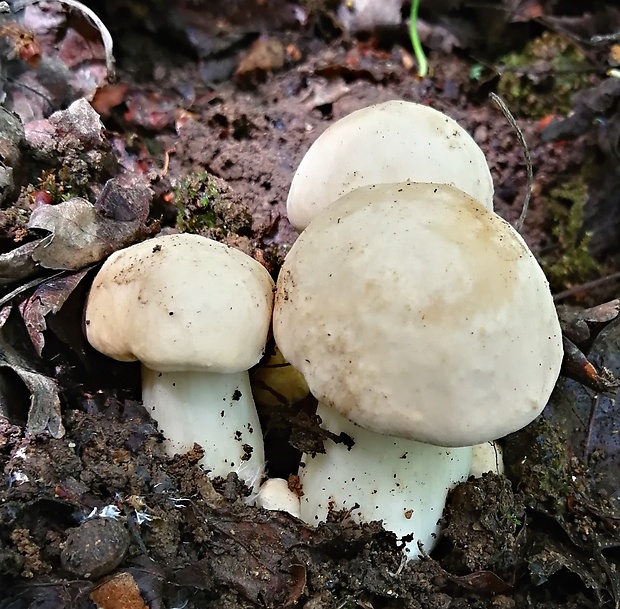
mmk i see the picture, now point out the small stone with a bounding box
[61,517,130,579]
[90,572,147,609]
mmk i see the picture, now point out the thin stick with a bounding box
[489,92,533,232]
[553,270,620,302]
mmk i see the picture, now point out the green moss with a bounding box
[175,172,220,234]
[541,176,601,290]
[497,31,592,118]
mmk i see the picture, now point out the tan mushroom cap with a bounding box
[274,182,563,447]
[85,233,275,373]
[287,100,494,232]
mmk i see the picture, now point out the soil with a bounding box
[1,1,620,608]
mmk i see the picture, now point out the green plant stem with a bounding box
[409,0,428,78]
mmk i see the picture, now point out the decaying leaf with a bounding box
[419,545,512,595]
[506,314,620,563]
[27,178,150,271]
[24,97,106,157]
[0,581,93,609]
[541,77,620,142]
[174,506,310,607]
[0,236,51,286]
[580,299,620,325]
[18,365,63,437]
[559,299,620,345]
[4,3,114,122]
[0,304,64,438]
[528,537,610,603]
[28,198,123,270]
[19,269,90,356]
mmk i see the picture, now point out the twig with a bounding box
[489,92,532,232]
[553,270,620,302]
[591,32,620,44]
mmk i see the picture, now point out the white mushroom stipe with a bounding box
[84,234,274,494]
[287,100,494,231]
[141,368,264,487]
[300,404,471,557]
[469,441,505,478]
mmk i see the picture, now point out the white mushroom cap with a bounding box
[287,100,494,231]
[274,182,563,447]
[85,233,274,373]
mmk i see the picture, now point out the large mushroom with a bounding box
[274,182,563,556]
[287,100,494,231]
[84,233,275,493]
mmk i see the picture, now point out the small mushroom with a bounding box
[287,100,494,231]
[256,477,301,518]
[274,182,562,556]
[84,233,274,493]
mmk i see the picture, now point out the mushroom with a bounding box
[84,233,275,493]
[256,478,301,518]
[287,100,494,231]
[469,442,504,478]
[274,182,562,556]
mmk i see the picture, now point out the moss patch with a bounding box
[174,171,252,240]
[497,31,593,118]
[541,175,601,291]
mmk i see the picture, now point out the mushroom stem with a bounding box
[299,403,472,558]
[141,366,265,493]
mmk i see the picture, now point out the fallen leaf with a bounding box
[235,37,286,86]
[20,366,63,437]
[174,506,311,606]
[419,545,512,594]
[0,305,63,437]
[0,236,51,286]
[91,83,129,117]
[527,537,614,605]
[4,3,114,121]
[19,269,90,356]
[28,198,117,269]
[0,581,93,609]
[27,179,151,271]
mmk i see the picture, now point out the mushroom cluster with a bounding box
[80,100,562,561]
[273,101,563,557]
